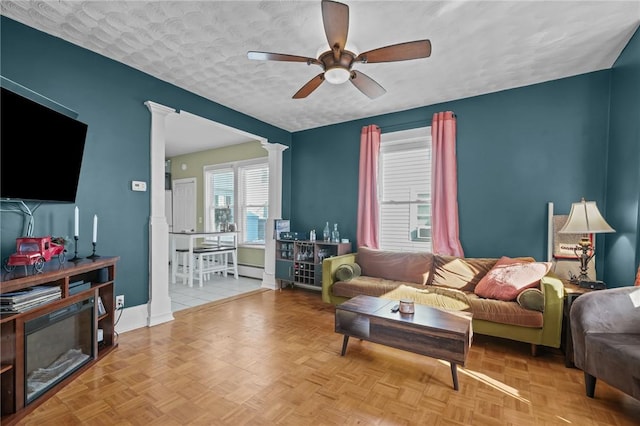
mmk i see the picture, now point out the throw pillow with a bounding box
[335,263,362,282]
[474,256,551,301]
[517,288,545,312]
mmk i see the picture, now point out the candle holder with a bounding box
[70,236,83,261]
[87,242,100,259]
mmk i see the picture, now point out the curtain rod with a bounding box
[379,119,430,133]
[378,111,457,133]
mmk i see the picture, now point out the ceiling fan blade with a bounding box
[322,0,349,54]
[350,70,386,99]
[355,40,432,63]
[248,51,319,65]
[293,73,325,99]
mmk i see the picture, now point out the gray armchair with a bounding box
[570,286,640,399]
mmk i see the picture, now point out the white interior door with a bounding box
[172,178,196,233]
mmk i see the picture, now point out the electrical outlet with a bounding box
[116,295,124,309]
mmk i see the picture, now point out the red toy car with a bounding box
[4,236,66,273]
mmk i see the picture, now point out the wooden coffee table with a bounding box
[335,295,473,390]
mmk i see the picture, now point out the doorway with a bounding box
[146,104,270,319]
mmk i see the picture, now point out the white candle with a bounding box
[92,215,98,243]
[74,206,79,237]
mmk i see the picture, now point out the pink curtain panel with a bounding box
[431,111,464,257]
[357,124,381,249]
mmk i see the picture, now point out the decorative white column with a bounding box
[145,101,176,326]
[261,141,289,290]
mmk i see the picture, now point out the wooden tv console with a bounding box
[0,256,119,425]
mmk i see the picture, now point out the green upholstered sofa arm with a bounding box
[322,253,356,304]
[538,274,565,347]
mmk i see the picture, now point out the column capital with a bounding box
[261,141,289,153]
[145,101,176,116]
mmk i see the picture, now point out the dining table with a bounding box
[169,231,238,288]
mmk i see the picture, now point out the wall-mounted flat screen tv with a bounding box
[1,86,88,203]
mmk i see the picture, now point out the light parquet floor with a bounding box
[17,288,640,425]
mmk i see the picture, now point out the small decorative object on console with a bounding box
[274,219,289,239]
[331,223,340,243]
[3,236,66,273]
[578,280,606,290]
[323,222,330,242]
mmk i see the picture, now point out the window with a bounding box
[205,159,269,245]
[379,127,431,252]
[209,167,235,231]
[239,162,269,244]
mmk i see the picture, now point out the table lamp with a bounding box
[559,198,615,283]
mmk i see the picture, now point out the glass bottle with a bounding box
[323,222,330,242]
[332,223,340,243]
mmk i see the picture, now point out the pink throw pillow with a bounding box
[474,256,551,301]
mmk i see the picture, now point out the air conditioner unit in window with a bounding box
[417,226,430,239]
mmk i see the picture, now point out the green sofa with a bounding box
[322,247,565,355]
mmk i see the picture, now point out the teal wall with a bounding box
[288,27,640,286]
[291,72,612,277]
[604,26,640,286]
[2,15,638,303]
[0,17,292,306]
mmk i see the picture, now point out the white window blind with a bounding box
[379,127,432,252]
[207,168,234,231]
[239,163,269,244]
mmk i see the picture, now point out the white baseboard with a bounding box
[114,304,149,334]
[238,264,263,279]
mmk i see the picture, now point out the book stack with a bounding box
[0,286,62,314]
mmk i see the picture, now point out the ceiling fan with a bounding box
[247,0,431,99]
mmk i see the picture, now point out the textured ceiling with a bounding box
[2,0,639,138]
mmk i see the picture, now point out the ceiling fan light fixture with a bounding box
[324,66,351,84]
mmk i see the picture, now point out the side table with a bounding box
[562,281,595,367]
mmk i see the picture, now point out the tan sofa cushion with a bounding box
[357,246,433,285]
[465,293,543,328]
[332,276,424,299]
[430,255,500,291]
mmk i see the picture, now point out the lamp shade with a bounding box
[558,198,615,234]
